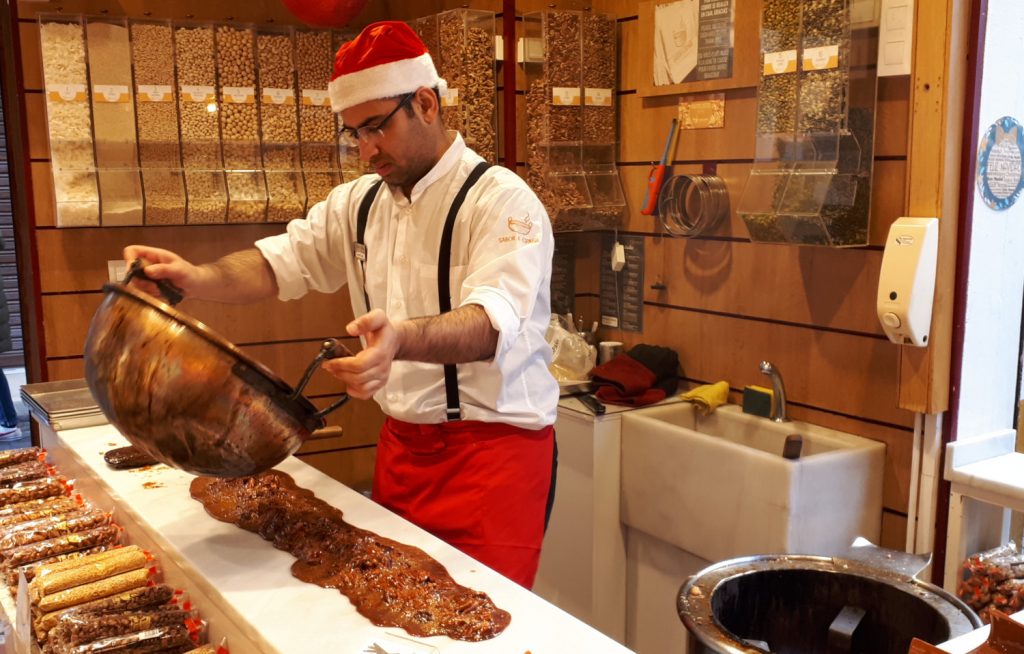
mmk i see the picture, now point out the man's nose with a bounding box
[359,141,379,162]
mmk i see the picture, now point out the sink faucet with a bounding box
[759,360,789,422]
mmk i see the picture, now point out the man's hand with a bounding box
[320,305,498,400]
[122,246,277,304]
[322,309,402,400]
[123,245,207,300]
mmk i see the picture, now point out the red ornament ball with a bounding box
[281,0,369,28]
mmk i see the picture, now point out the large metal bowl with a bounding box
[84,274,348,477]
[678,547,981,654]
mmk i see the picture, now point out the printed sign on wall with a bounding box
[977,115,1024,211]
[653,0,734,86]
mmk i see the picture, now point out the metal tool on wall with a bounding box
[641,118,680,215]
[657,172,729,237]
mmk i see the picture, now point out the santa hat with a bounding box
[329,21,447,118]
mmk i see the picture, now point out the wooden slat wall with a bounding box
[558,1,917,543]
[14,0,502,491]
[14,0,922,535]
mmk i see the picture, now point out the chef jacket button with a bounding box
[387,393,398,402]
[398,255,409,264]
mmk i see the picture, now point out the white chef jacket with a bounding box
[255,134,559,429]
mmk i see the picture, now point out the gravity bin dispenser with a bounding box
[738,0,878,246]
[521,10,626,232]
[409,9,499,164]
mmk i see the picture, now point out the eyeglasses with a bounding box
[337,92,416,149]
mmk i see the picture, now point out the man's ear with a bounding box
[414,86,440,124]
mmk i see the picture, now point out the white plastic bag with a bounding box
[546,315,597,382]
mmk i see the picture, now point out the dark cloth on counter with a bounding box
[627,344,680,388]
[590,344,679,407]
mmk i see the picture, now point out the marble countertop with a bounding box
[40,424,634,654]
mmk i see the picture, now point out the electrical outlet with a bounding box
[107,260,127,283]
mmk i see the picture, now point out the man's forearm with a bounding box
[394,304,499,364]
[194,249,278,303]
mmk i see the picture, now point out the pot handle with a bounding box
[124,259,185,306]
[292,339,353,420]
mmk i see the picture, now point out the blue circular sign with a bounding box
[977,115,1024,211]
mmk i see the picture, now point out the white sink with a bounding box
[620,403,885,561]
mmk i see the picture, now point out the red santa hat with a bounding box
[329,21,447,118]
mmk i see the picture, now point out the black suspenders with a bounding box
[354,161,491,421]
[354,178,384,313]
[437,162,491,420]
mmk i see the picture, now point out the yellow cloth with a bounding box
[680,381,730,415]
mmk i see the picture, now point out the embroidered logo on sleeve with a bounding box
[501,216,540,244]
[507,216,533,234]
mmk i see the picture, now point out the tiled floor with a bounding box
[0,366,31,450]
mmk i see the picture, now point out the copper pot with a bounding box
[84,262,349,477]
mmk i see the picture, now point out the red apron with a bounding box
[372,417,555,588]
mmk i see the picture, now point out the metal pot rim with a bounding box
[677,553,981,654]
[100,283,319,418]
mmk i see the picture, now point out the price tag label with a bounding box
[441,87,460,107]
[221,86,255,104]
[137,85,173,102]
[180,85,216,103]
[46,83,87,102]
[763,50,798,75]
[93,84,130,103]
[301,89,330,106]
[262,87,295,105]
[585,87,613,106]
[551,86,581,106]
[802,45,840,71]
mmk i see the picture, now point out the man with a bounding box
[125,21,558,588]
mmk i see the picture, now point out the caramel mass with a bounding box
[190,471,511,641]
